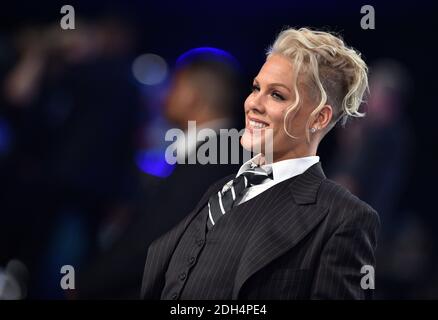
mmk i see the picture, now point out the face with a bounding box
[241,54,317,162]
[164,70,196,129]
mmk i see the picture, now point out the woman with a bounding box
[141,27,380,300]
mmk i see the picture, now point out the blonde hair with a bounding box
[267,27,369,142]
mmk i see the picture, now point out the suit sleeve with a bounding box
[311,205,380,299]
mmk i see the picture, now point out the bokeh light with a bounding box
[132,53,168,85]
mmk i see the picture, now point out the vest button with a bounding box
[196,239,204,247]
[179,272,187,281]
[171,293,178,300]
[188,256,196,265]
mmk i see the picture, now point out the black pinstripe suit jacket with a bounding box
[141,162,380,299]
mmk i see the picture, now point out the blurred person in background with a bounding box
[0,15,142,298]
[327,59,417,298]
[76,48,244,299]
[328,59,413,227]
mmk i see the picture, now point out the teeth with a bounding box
[249,120,268,129]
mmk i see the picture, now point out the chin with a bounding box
[240,128,266,153]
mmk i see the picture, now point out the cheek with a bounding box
[269,108,287,132]
[272,107,300,145]
[281,105,304,133]
[175,91,193,114]
[243,95,252,112]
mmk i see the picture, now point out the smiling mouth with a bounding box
[247,118,269,130]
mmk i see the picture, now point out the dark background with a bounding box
[0,0,437,299]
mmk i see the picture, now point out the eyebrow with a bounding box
[253,78,291,92]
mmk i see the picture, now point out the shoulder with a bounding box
[318,178,380,229]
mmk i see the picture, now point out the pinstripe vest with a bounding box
[160,184,274,300]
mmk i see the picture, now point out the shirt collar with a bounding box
[237,153,320,184]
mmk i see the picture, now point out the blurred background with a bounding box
[0,0,437,299]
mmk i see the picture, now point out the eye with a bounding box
[272,91,285,101]
[251,84,260,93]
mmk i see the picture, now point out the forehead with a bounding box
[256,54,294,84]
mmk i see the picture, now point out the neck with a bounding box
[265,145,318,164]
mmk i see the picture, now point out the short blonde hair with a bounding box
[267,27,369,141]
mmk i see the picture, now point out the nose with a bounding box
[244,91,265,115]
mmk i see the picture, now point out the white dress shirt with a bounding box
[222,153,320,205]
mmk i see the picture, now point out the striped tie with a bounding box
[207,165,273,229]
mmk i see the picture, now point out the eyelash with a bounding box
[251,85,285,101]
[272,91,285,101]
[251,84,260,92]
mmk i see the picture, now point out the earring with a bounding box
[310,127,317,133]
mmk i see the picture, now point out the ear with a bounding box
[312,104,333,131]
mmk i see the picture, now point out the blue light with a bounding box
[132,53,168,85]
[135,149,175,178]
[0,117,12,156]
[176,47,240,70]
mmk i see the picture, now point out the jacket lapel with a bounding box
[232,162,328,299]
